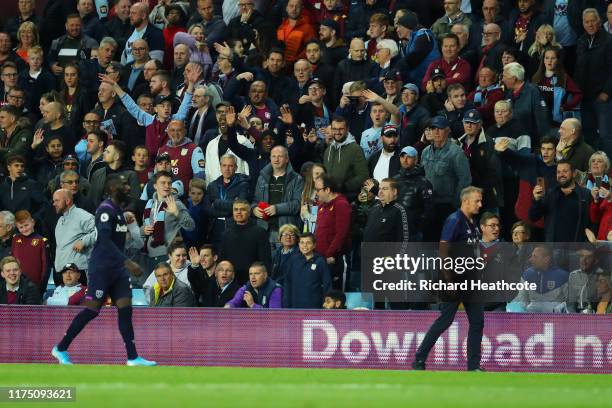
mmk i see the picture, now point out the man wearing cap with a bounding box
[394,146,434,241]
[46,263,87,306]
[368,125,402,183]
[421,68,449,116]
[382,71,402,107]
[421,115,472,241]
[139,152,183,203]
[319,19,347,67]
[395,11,440,86]
[422,33,472,92]
[398,83,430,147]
[296,78,332,139]
[458,109,504,212]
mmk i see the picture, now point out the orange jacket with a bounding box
[276,15,317,63]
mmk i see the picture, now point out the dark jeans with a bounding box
[415,301,484,370]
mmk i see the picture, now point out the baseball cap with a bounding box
[382,125,399,136]
[155,152,171,163]
[463,109,482,124]
[400,146,418,157]
[431,68,445,80]
[397,11,418,30]
[402,83,419,97]
[62,154,78,165]
[306,77,325,89]
[60,263,81,273]
[153,94,178,108]
[320,19,340,33]
[383,71,403,82]
[430,115,450,129]
[215,100,232,110]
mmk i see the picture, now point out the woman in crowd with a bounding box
[60,63,95,137]
[300,163,326,233]
[15,21,39,63]
[578,151,610,192]
[174,23,213,79]
[526,24,561,77]
[532,47,582,126]
[271,223,300,285]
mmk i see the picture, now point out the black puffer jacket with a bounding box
[393,165,434,240]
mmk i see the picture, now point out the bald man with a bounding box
[39,102,78,155]
[53,187,97,274]
[126,39,150,92]
[157,119,206,188]
[122,1,164,64]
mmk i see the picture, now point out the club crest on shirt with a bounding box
[181,148,188,156]
[100,213,109,222]
[31,239,39,247]
[95,290,103,299]
[547,280,556,290]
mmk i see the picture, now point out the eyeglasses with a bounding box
[132,47,147,52]
[8,95,23,100]
[2,72,18,77]
[61,179,79,184]
[239,2,254,6]
[281,232,296,238]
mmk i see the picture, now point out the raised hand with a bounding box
[494,138,510,152]
[188,247,201,266]
[238,105,252,128]
[213,42,232,58]
[186,63,203,85]
[362,89,381,103]
[165,195,178,216]
[31,128,44,149]
[226,105,237,127]
[278,104,293,125]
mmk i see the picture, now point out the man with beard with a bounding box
[319,19,347,67]
[368,125,401,182]
[52,174,156,366]
[121,2,164,65]
[530,160,592,242]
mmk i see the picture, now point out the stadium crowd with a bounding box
[0,0,611,311]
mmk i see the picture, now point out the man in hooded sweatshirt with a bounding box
[323,115,369,201]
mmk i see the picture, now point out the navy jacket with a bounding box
[283,252,331,309]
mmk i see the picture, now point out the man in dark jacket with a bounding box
[0,211,15,260]
[333,38,378,105]
[188,258,240,307]
[530,160,592,242]
[47,14,99,79]
[252,147,304,243]
[226,1,268,50]
[502,62,550,147]
[363,178,410,243]
[556,118,595,172]
[0,155,46,222]
[219,199,271,284]
[393,146,434,241]
[283,233,331,309]
[148,263,195,307]
[203,154,250,245]
[574,9,612,156]
[398,83,430,147]
[0,256,42,305]
[104,0,132,52]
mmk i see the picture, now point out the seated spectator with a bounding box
[322,289,346,309]
[0,256,41,305]
[219,199,272,284]
[148,262,196,307]
[567,247,606,313]
[271,224,300,285]
[0,211,16,259]
[532,47,582,127]
[283,232,331,309]
[143,239,192,300]
[224,262,282,308]
[46,263,87,306]
[11,210,49,293]
[187,247,239,307]
[514,245,569,312]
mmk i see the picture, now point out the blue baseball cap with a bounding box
[400,146,418,157]
[462,109,482,124]
[430,115,450,129]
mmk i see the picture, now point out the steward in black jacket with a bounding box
[393,164,433,241]
[363,200,410,243]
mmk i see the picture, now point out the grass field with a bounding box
[0,364,610,408]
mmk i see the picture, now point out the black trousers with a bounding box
[415,301,484,370]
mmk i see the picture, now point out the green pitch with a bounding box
[1,364,610,408]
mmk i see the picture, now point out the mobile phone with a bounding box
[595,176,603,188]
[536,177,545,190]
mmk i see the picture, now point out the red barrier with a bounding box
[1,306,611,373]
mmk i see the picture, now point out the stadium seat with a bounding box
[132,289,148,306]
[344,292,374,310]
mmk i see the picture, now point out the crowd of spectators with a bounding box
[0,0,611,311]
